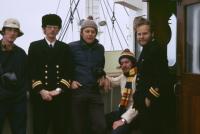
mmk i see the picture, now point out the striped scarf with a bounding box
[119,67,137,108]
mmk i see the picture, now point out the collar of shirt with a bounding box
[80,38,99,50]
[45,37,56,47]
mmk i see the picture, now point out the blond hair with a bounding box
[133,17,154,33]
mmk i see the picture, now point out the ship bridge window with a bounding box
[167,14,177,67]
[186,3,200,74]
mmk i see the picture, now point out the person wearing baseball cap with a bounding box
[69,16,106,134]
[0,18,28,134]
[28,14,72,134]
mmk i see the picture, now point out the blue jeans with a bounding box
[0,101,27,134]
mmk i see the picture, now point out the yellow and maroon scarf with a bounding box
[119,67,137,108]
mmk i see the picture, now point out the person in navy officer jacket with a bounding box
[132,17,170,134]
[28,14,72,134]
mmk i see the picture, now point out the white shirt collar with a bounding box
[45,37,56,47]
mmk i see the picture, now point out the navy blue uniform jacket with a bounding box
[28,39,72,94]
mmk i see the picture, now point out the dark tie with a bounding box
[49,44,53,48]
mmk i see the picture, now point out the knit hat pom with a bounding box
[87,16,94,20]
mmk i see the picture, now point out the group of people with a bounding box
[0,13,170,134]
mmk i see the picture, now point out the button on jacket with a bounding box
[134,40,169,110]
[28,39,72,93]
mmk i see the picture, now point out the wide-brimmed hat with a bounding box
[0,18,23,37]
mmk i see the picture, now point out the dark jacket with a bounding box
[0,41,28,103]
[69,39,105,89]
[28,39,72,94]
[133,40,169,110]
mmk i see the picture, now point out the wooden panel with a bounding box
[178,96,200,134]
[177,0,200,134]
[181,74,200,96]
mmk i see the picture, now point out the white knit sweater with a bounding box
[107,74,138,124]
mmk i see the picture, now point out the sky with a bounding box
[0,0,176,67]
[0,0,88,52]
[0,0,62,52]
[0,0,133,53]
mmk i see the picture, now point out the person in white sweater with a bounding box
[105,49,138,134]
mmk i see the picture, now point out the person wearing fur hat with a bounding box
[0,18,28,134]
[28,14,72,134]
[105,49,138,134]
[69,16,107,134]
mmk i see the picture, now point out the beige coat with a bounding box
[107,74,138,124]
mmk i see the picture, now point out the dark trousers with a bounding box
[105,108,134,134]
[71,89,106,134]
[31,93,70,134]
[0,100,27,134]
[137,105,163,134]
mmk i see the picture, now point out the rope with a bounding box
[102,0,123,49]
[59,0,80,41]
[72,0,81,21]
[123,6,130,17]
[56,0,62,14]
[100,0,114,50]
[59,1,72,40]
[69,0,74,25]
[105,0,129,48]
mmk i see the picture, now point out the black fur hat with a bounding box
[42,14,62,28]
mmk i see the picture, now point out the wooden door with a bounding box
[177,0,200,134]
